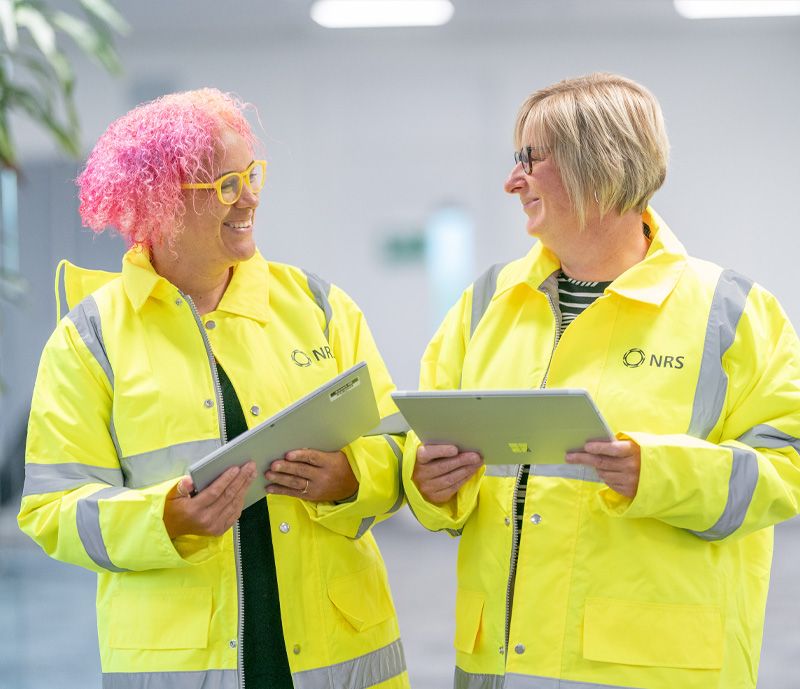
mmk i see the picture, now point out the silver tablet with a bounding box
[391,388,613,465]
[190,362,380,508]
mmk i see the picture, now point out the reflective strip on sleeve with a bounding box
[68,296,114,387]
[690,445,759,541]
[687,270,753,440]
[76,486,129,572]
[737,424,800,455]
[367,412,410,436]
[485,464,602,483]
[384,434,405,515]
[121,438,222,488]
[292,638,406,689]
[102,669,237,688]
[455,668,644,689]
[304,270,333,340]
[22,462,123,496]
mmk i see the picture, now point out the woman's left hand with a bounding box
[565,439,641,498]
[265,450,359,502]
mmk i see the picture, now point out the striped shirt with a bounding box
[514,273,610,536]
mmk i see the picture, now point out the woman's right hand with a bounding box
[164,461,257,539]
[412,444,483,505]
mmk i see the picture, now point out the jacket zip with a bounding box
[502,285,562,662]
[184,293,245,689]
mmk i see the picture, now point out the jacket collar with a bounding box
[122,247,270,323]
[494,206,687,307]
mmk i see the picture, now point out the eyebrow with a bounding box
[216,159,256,179]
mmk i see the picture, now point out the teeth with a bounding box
[225,221,251,229]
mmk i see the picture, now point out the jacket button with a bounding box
[250,405,261,416]
[229,640,237,649]
[175,298,183,306]
[205,320,216,330]
[504,516,511,526]
[279,522,290,533]
[204,399,214,408]
[293,644,301,655]
[515,644,526,654]
[498,646,505,655]
[530,513,542,524]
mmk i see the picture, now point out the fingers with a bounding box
[412,450,483,505]
[265,459,312,493]
[417,444,460,463]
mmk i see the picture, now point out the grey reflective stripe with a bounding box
[109,417,123,460]
[355,516,376,538]
[530,464,602,483]
[384,434,405,515]
[305,270,333,340]
[470,262,506,338]
[688,270,753,439]
[76,487,129,572]
[455,668,643,689]
[22,462,123,496]
[68,295,114,386]
[292,638,406,689]
[121,438,222,488]
[102,669,237,689]
[485,464,520,478]
[366,412,410,436]
[485,464,602,483]
[737,424,800,455]
[691,445,759,541]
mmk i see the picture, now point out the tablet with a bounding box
[391,388,613,465]
[190,362,380,508]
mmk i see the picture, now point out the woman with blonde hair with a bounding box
[405,72,800,689]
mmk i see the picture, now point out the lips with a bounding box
[522,198,540,209]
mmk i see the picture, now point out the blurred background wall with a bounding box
[1,1,799,687]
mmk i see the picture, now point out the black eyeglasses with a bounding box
[514,146,546,175]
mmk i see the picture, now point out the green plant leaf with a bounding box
[9,84,80,157]
[52,10,121,74]
[0,0,17,50]
[78,0,129,36]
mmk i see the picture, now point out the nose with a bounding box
[237,181,260,208]
[504,163,525,195]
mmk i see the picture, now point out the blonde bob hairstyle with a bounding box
[514,72,669,228]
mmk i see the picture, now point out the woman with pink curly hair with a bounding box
[19,88,409,689]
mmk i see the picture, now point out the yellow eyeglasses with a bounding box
[182,160,267,205]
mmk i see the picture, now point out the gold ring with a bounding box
[301,479,310,495]
[176,480,188,498]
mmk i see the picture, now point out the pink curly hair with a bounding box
[77,88,257,248]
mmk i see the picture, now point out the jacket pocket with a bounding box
[108,587,212,649]
[327,564,394,632]
[583,597,723,670]
[454,589,484,654]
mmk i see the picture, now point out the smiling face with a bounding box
[171,127,260,274]
[504,144,579,249]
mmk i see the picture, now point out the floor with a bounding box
[1,506,798,689]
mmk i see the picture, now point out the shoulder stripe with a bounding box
[688,269,753,439]
[470,262,507,339]
[67,295,114,387]
[304,270,333,341]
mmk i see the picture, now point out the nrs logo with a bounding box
[291,344,335,367]
[623,348,685,369]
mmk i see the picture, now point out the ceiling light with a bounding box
[310,0,454,28]
[674,0,800,18]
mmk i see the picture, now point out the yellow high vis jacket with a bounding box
[18,247,409,689]
[403,208,800,689]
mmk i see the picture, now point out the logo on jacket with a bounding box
[291,349,313,367]
[291,345,335,367]
[623,348,685,369]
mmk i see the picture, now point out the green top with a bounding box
[217,362,293,688]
